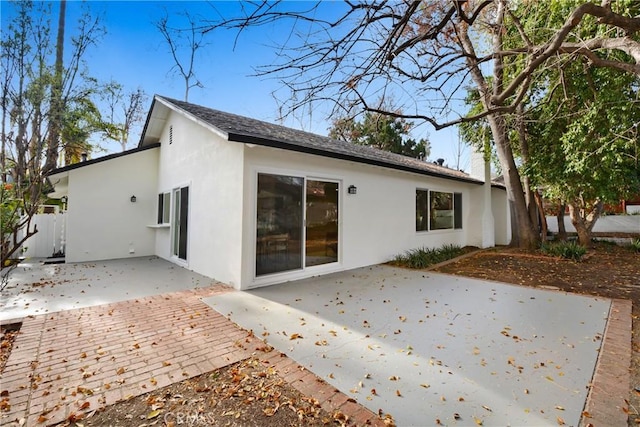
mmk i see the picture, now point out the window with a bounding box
[430,191,454,230]
[415,189,463,231]
[416,189,428,231]
[157,192,170,224]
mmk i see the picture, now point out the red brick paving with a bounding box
[0,284,630,427]
[0,286,385,426]
[582,298,632,427]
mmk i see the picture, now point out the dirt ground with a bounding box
[1,240,638,426]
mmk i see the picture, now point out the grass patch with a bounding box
[391,244,465,269]
[540,240,587,261]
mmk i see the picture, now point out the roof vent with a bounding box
[436,158,444,166]
[81,152,88,162]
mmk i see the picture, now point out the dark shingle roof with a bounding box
[150,95,482,185]
[49,143,160,175]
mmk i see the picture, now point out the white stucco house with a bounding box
[47,95,509,290]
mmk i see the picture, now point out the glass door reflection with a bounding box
[305,180,339,267]
[256,174,303,276]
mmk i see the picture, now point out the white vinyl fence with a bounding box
[19,212,66,258]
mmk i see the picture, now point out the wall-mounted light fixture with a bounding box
[347,185,357,195]
[130,195,137,203]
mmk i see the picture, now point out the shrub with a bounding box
[392,244,465,269]
[630,238,640,253]
[540,241,587,261]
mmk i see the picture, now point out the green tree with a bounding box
[527,61,640,246]
[329,112,430,159]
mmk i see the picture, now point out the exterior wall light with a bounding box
[130,195,137,203]
[347,185,357,194]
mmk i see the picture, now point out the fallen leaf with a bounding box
[147,409,161,419]
[557,416,565,425]
[116,367,125,375]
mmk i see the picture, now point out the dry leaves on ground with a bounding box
[54,356,358,427]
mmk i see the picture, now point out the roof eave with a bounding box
[229,133,482,185]
[48,143,161,175]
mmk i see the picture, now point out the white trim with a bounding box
[155,96,229,141]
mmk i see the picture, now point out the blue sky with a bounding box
[1,1,468,169]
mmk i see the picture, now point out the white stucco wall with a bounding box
[65,148,159,262]
[153,110,245,288]
[241,146,485,289]
[492,187,510,245]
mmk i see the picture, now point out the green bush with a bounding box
[630,238,640,253]
[540,241,587,261]
[392,244,465,269]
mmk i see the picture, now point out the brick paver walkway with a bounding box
[1,285,385,426]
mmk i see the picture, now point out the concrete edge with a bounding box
[580,298,632,426]
[422,247,491,271]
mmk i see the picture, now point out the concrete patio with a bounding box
[204,265,631,426]
[0,257,632,426]
[0,257,216,322]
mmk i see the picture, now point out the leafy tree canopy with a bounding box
[329,112,430,160]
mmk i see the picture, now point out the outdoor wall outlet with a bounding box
[129,248,135,254]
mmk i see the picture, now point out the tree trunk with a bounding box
[534,190,548,242]
[568,200,603,247]
[487,114,539,249]
[556,203,567,241]
[458,13,539,250]
[43,0,66,173]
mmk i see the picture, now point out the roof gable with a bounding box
[141,95,482,185]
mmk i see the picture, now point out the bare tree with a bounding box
[156,11,210,102]
[205,0,640,248]
[100,82,148,152]
[1,1,104,268]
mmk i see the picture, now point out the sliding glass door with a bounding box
[256,174,303,276]
[305,180,338,267]
[172,186,189,261]
[256,173,339,276]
